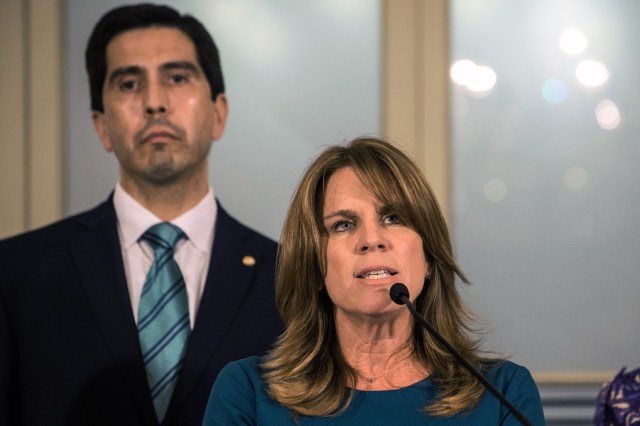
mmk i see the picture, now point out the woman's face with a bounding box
[322,167,428,320]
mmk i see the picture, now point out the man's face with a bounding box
[92,27,227,189]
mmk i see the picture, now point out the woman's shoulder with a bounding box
[218,355,264,381]
[481,359,541,404]
[480,360,545,424]
[205,357,271,424]
[480,359,536,387]
[207,357,268,407]
[482,359,534,381]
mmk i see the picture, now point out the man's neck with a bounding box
[120,177,209,221]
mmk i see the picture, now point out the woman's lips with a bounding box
[356,268,397,279]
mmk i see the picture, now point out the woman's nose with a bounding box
[357,224,388,254]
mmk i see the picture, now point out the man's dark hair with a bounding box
[85,3,224,112]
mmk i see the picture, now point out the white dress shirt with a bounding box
[113,183,217,329]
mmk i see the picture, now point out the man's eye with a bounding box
[119,80,138,91]
[170,73,189,84]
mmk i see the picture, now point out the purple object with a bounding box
[594,366,640,425]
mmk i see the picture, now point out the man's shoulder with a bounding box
[0,198,114,250]
[215,203,278,251]
[0,199,115,282]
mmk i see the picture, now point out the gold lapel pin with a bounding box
[242,255,256,267]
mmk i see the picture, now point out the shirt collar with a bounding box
[113,182,217,253]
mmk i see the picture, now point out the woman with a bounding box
[203,137,545,425]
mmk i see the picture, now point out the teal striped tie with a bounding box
[138,222,191,422]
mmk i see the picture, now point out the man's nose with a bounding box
[144,82,169,116]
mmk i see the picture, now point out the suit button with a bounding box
[242,255,256,267]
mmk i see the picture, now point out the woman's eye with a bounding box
[331,220,354,232]
[384,214,402,225]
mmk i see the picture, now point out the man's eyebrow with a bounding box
[161,61,201,76]
[106,61,201,86]
[107,65,144,86]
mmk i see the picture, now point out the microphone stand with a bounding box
[390,283,533,426]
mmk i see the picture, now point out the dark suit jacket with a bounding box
[0,197,284,425]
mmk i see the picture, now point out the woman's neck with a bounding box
[335,312,429,390]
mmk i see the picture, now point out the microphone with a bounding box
[389,283,532,426]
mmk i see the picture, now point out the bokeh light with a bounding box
[595,100,622,130]
[450,59,477,85]
[541,78,568,104]
[450,59,497,93]
[559,28,588,55]
[575,60,609,87]
[483,178,507,202]
[564,166,588,191]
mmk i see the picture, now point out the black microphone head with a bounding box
[389,283,410,305]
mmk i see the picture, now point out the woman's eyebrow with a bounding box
[323,209,357,221]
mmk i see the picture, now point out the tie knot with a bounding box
[141,222,186,254]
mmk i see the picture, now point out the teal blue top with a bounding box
[203,356,545,425]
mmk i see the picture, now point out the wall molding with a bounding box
[534,370,615,385]
[382,0,450,220]
[0,0,62,239]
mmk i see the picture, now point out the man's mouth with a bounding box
[136,118,184,143]
[142,131,178,143]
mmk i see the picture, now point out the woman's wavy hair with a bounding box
[263,136,488,417]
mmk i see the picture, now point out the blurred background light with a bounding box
[575,59,609,87]
[563,166,588,191]
[450,59,497,92]
[541,78,568,104]
[450,59,477,85]
[483,178,507,202]
[559,28,588,55]
[595,99,622,130]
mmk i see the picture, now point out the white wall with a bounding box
[451,0,640,373]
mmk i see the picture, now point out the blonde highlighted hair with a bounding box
[263,136,489,417]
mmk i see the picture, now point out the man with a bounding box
[0,4,283,425]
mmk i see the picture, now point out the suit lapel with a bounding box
[68,198,157,424]
[166,205,258,418]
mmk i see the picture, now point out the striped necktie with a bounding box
[138,222,191,422]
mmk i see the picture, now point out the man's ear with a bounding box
[211,93,229,141]
[92,111,113,152]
